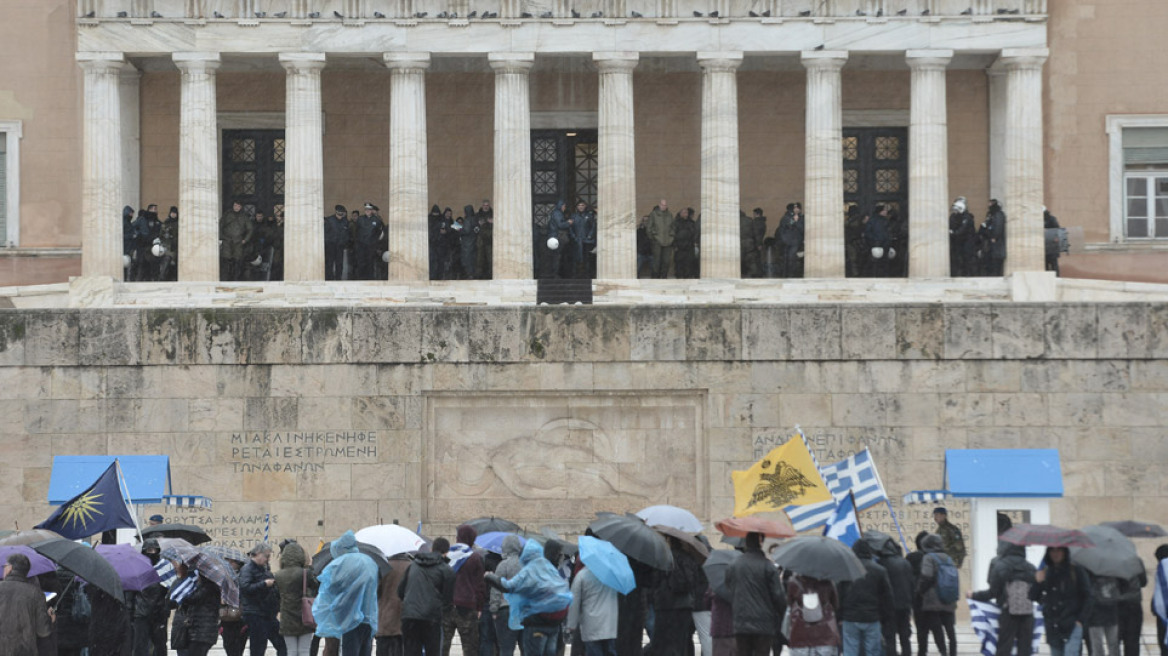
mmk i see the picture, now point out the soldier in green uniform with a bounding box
[933,507,966,567]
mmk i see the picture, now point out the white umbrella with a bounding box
[354,524,427,558]
[635,505,704,533]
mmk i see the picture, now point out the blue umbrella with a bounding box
[475,532,526,555]
[577,536,636,595]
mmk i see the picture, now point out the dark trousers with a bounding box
[377,635,404,656]
[325,243,345,280]
[355,246,378,280]
[443,606,480,656]
[495,608,520,656]
[343,623,374,656]
[1117,603,1141,656]
[655,608,695,656]
[246,613,288,656]
[187,643,215,656]
[921,611,955,656]
[913,607,927,656]
[223,621,249,656]
[480,605,498,656]
[882,609,912,656]
[734,633,771,656]
[1157,616,1168,656]
[996,613,1034,656]
[403,619,443,656]
[131,617,168,656]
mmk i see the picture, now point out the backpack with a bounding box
[930,553,960,604]
[1005,580,1034,615]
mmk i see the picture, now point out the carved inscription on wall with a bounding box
[425,391,707,524]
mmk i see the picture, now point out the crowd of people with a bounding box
[120,195,1064,283]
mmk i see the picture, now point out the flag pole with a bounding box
[864,445,910,553]
[115,459,144,545]
[850,490,863,536]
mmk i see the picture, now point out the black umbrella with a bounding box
[587,514,673,571]
[31,539,125,604]
[141,523,212,545]
[1100,520,1168,538]
[462,517,522,534]
[770,536,867,582]
[1071,525,1145,579]
[701,549,741,601]
[312,541,392,577]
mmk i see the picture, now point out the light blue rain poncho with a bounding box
[311,530,381,638]
[501,540,573,631]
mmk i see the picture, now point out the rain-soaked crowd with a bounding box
[119,196,1067,283]
[1,508,1164,656]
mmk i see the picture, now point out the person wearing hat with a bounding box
[148,514,164,526]
[325,205,351,280]
[220,200,255,281]
[351,202,386,280]
[932,508,966,568]
[980,199,1006,276]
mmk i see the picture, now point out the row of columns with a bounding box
[77,47,1048,282]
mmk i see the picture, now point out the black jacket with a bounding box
[398,551,455,623]
[1030,550,1092,641]
[778,211,804,249]
[724,547,786,635]
[837,541,894,624]
[653,544,700,610]
[172,575,221,646]
[971,542,1035,609]
[239,559,280,617]
[878,546,915,612]
[324,214,351,247]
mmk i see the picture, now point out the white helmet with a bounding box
[151,243,166,257]
[381,251,390,263]
[123,254,131,268]
[251,255,263,266]
[871,247,885,259]
[547,237,560,251]
[952,198,967,213]
[888,247,896,260]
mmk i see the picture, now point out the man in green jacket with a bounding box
[646,199,675,278]
[934,507,967,567]
[220,200,254,281]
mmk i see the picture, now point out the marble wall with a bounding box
[0,303,1165,562]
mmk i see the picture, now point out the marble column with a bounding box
[280,53,327,281]
[801,51,848,278]
[697,52,743,279]
[173,52,221,281]
[77,52,125,280]
[489,53,535,280]
[987,64,1007,202]
[907,50,952,278]
[1001,48,1048,274]
[385,53,431,281]
[120,63,141,213]
[593,52,638,280]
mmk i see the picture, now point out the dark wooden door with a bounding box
[530,129,598,277]
[842,127,909,218]
[222,129,286,216]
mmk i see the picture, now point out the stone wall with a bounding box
[0,304,1165,566]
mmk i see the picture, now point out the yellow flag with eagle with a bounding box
[732,436,832,517]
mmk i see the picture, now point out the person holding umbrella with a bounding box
[1030,547,1092,656]
[785,571,839,656]
[0,553,54,656]
[484,540,573,656]
[724,532,786,656]
[652,535,701,656]
[240,542,286,656]
[567,537,627,656]
[169,555,223,656]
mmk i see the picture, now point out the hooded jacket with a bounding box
[453,525,487,611]
[398,551,455,623]
[273,541,318,636]
[877,542,915,612]
[1031,548,1092,641]
[971,542,1035,610]
[653,542,700,610]
[838,540,894,623]
[171,573,221,646]
[377,555,412,637]
[785,575,839,648]
[314,531,381,638]
[500,540,572,630]
[724,543,786,635]
[917,535,957,613]
[490,535,524,613]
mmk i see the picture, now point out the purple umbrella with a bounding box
[95,544,162,591]
[0,545,57,579]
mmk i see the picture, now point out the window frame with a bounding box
[0,119,21,247]
[1122,172,1168,240]
[1106,115,1168,243]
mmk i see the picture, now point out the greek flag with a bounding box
[447,543,475,572]
[154,559,177,588]
[968,599,1045,656]
[823,493,862,547]
[785,449,888,531]
[168,571,199,604]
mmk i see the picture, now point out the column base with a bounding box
[1010,270,1057,302]
[68,275,116,308]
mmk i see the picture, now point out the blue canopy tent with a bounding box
[905,449,1063,586]
[48,455,212,509]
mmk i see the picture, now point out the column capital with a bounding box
[488,52,535,74]
[998,48,1049,70]
[906,49,954,69]
[279,52,328,72]
[384,52,432,71]
[76,52,125,73]
[696,51,744,72]
[593,52,639,72]
[801,50,848,69]
[120,62,142,80]
[173,52,222,73]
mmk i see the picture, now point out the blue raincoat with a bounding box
[501,540,573,630]
[312,531,381,638]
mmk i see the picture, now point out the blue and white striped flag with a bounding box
[823,493,862,547]
[968,599,1044,656]
[153,559,177,588]
[785,448,888,531]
